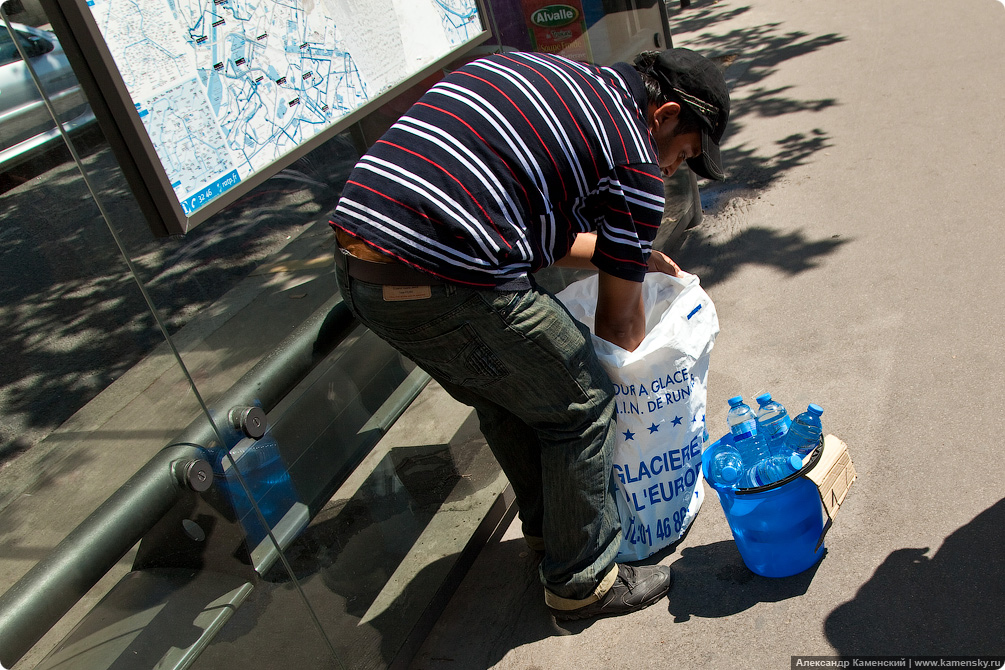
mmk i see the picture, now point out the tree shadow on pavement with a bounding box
[674,224,850,291]
[660,1,852,283]
[669,1,845,206]
[824,498,1005,655]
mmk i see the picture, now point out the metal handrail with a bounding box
[0,445,211,667]
[0,298,357,668]
[170,298,357,450]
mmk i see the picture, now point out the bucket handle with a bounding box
[734,434,824,496]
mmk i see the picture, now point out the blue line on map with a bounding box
[434,0,477,19]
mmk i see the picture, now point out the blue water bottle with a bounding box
[755,393,791,455]
[726,396,770,486]
[705,439,745,488]
[784,404,824,457]
[748,450,804,486]
[222,432,300,545]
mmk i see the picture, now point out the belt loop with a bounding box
[333,244,349,273]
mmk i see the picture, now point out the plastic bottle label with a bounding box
[731,420,756,441]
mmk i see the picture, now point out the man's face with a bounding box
[650,102,703,178]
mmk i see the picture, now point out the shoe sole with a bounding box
[551,594,666,621]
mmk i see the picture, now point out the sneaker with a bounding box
[546,563,674,621]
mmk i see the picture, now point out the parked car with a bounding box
[0,22,94,171]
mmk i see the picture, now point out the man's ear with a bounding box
[652,101,682,127]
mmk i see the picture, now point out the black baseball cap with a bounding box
[644,48,730,181]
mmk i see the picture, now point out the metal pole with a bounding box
[169,297,355,449]
[0,298,357,668]
[0,445,211,668]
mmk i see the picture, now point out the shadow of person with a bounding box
[825,498,1005,654]
[663,540,822,623]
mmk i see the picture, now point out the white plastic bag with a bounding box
[557,271,719,561]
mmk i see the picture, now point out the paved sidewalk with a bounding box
[410,0,1005,667]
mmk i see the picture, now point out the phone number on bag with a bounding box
[623,505,692,547]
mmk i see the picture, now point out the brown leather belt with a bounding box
[335,230,444,286]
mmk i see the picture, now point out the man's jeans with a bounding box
[334,256,622,599]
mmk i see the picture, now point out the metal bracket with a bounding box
[228,405,267,439]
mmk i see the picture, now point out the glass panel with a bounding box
[24,437,339,670]
[266,377,509,669]
[0,15,94,174]
[184,578,339,670]
[1,0,501,665]
[0,4,347,667]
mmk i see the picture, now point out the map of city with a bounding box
[85,0,483,217]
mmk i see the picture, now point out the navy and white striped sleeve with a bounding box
[591,162,665,282]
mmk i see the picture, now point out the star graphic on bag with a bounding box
[671,416,683,426]
[623,429,635,441]
[647,423,660,433]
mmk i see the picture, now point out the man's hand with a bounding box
[647,250,681,276]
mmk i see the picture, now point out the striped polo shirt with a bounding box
[330,52,665,289]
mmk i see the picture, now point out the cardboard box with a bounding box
[805,434,857,521]
[802,434,856,549]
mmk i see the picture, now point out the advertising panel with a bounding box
[521,0,591,61]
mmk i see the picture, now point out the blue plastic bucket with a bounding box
[702,434,826,577]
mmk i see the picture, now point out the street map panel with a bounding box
[85,0,483,217]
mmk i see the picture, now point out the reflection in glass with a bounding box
[0,20,94,173]
[249,409,508,670]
